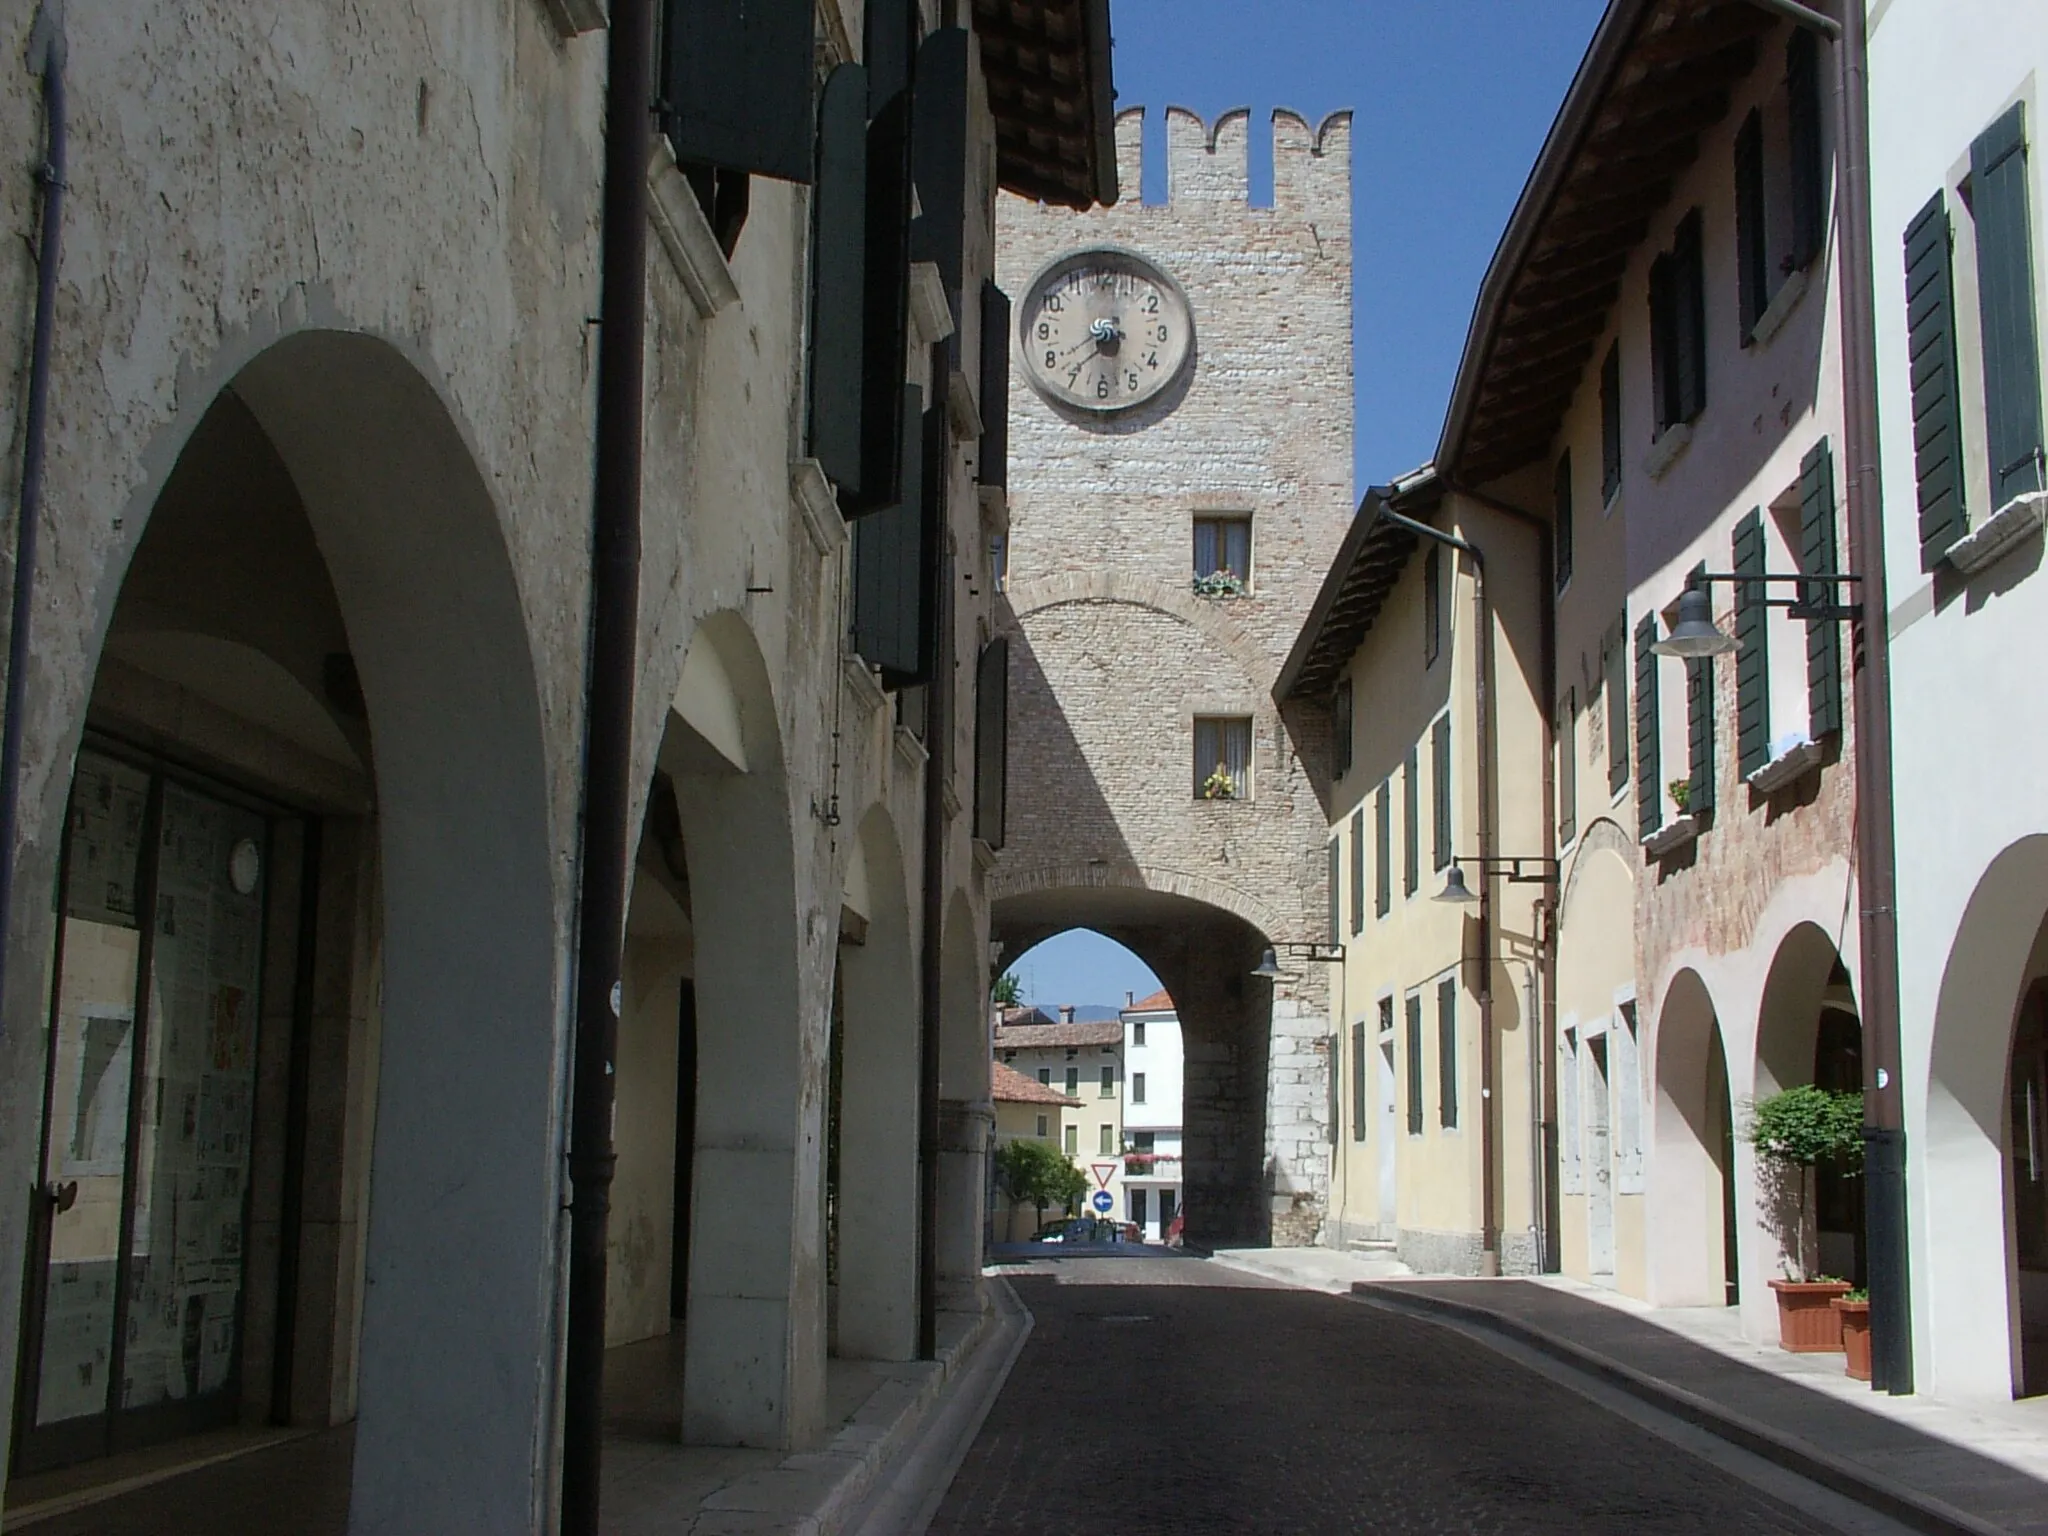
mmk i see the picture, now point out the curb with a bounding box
[1350,1283,2006,1536]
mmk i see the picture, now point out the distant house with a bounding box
[993,1006,1124,1212]
[990,1062,1082,1242]
[1120,991,1185,1241]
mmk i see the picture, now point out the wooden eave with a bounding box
[1277,477,1443,705]
[974,0,1118,209]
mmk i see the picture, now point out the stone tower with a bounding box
[993,106,1353,1246]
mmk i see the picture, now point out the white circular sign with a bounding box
[227,837,262,896]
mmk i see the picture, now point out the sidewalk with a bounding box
[1354,1276,2048,1536]
[1205,1243,1411,1293]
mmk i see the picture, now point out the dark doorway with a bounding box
[670,980,699,1324]
[2012,981,2048,1398]
[1710,1028,1739,1307]
[1813,1004,1866,1287]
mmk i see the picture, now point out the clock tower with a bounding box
[991,105,1354,1249]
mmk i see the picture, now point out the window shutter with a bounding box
[1350,1021,1367,1142]
[1557,691,1577,847]
[863,0,916,116]
[1403,748,1420,896]
[1905,191,1968,566]
[1349,808,1365,936]
[1553,450,1574,592]
[1328,837,1341,947]
[809,65,869,495]
[911,29,970,334]
[1431,715,1452,869]
[1605,612,1629,796]
[1735,110,1768,337]
[850,390,940,685]
[1971,102,2047,506]
[1600,346,1622,502]
[1332,679,1354,779]
[1799,439,1845,738]
[1650,253,1676,433]
[1423,544,1443,665]
[1375,783,1392,917]
[845,93,913,516]
[1733,509,1770,778]
[1437,976,1458,1130]
[973,637,1008,848]
[659,0,816,184]
[1685,566,1716,817]
[1634,612,1661,835]
[978,281,1010,488]
[1405,995,1424,1136]
[1676,211,1708,423]
[1787,28,1825,271]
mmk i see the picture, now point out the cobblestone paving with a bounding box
[933,1256,1835,1535]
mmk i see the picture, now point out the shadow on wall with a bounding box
[999,606,1138,872]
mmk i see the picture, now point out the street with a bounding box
[932,1256,1835,1535]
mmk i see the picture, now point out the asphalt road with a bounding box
[929,1254,1840,1535]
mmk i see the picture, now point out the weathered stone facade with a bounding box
[993,107,1353,1246]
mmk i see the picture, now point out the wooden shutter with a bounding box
[1600,345,1622,502]
[1328,838,1341,947]
[1332,679,1354,779]
[1553,450,1574,592]
[1405,996,1424,1136]
[1557,691,1577,847]
[809,65,869,494]
[1437,976,1458,1130]
[1684,565,1716,817]
[1605,612,1629,796]
[911,29,970,329]
[659,0,816,184]
[1403,748,1420,896]
[1649,253,1676,432]
[850,388,939,684]
[1423,544,1442,665]
[1799,439,1845,739]
[1733,509,1770,778]
[845,93,913,516]
[1431,715,1452,869]
[1971,102,2047,505]
[1375,783,1391,917]
[1634,613,1661,835]
[863,0,916,116]
[1351,1021,1367,1141]
[1349,808,1365,935]
[1787,28,1825,271]
[1676,211,1708,422]
[973,637,1008,848]
[978,281,1010,488]
[1905,191,1968,566]
[1735,109,1768,337]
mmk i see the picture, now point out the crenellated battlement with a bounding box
[1110,105,1352,214]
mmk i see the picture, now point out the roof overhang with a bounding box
[1436,0,1779,484]
[975,0,1120,209]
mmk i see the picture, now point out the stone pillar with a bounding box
[1266,994,1331,1247]
[935,1098,992,1313]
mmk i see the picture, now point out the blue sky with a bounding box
[1010,1,1606,1014]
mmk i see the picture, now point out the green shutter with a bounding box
[659,0,816,184]
[1800,439,1845,739]
[911,29,970,344]
[1375,783,1391,917]
[1606,612,1629,796]
[1972,102,2046,505]
[1328,838,1341,947]
[1677,211,1708,423]
[1349,808,1365,936]
[1787,28,1825,270]
[1432,715,1452,868]
[1403,748,1420,896]
[1733,509,1770,778]
[1905,191,1968,566]
[845,93,913,516]
[973,638,1008,848]
[1437,976,1458,1130]
[1405,995,1424,1136]
[1600,345,1622,501]
[1553,450,1574,592]
[1635,612,1661,835]
[978,281,1010,489]
[863,0,916,115]
[1685,565,1716,818]
[1649,253,1676,432]
[809,65,869,495]
[1351,1020,1367,1141]
[1735,110,1768,337]
[850,390,940,685]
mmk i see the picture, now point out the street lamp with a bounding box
[1649,571,1864,659]
[1249,942,1345,979]
[1651,587,1740,659]
[1433,856,1558,905]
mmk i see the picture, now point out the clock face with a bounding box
[1018,248,1194,414]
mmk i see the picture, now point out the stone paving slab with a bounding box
[1356,1278,2048,1536]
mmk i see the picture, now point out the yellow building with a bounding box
[990,1061,1084,1240]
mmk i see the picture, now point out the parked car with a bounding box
[1032,1217,1121,1244]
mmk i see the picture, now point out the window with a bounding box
[1132,1072,1147,1104]
[1002,1049,1015,1062]
[1423,544,1443,666]
[1374,782,1392,917]
[1351,1019,1367,1142]
[1064,1123,1078,1155]
[1553,450,1574,592]
[1132,1131,1155,1151]
[1970,102,2046,508]
[1036,1113,1048,1138]
[1066,1048,1078,1060]
[1558,690,1577,846]
[1194,716,1252,800]
[1405,993,1425,1135]
[1786,29,1826,272]
[1100,1065,1114,1097]
[1735,109,1769,339]
[1605,614,1629,797]
[1038,1067,1050,1086]
[1650,210,1707,434]
[1431,715,1452,871]
[1130,1187,1148,1228]
[1100,1124,1114,1156]
[1133,1021,1146,1048]
[1437,975,1459,1130]
[1193,514,1252,587]
[1349,809,1365,935]
[1402,748,1420,897]
[1599,345,1622,502]
[1332,678,1354,780]
[1065,1067,1079,1096]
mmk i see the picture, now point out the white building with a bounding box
[1867,0,2048,1401]
[1121,990,1185,1241]
[993,1007,1125,1212]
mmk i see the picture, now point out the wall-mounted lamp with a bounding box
[1433,855,1559,905]
[1249,942,1346,980]
[1650,570,1862,660]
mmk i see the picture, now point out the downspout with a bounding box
[0,4,67,1054]
[563,0,653,1530]
[917,537,953,1359]
[1379,508,1500,1274]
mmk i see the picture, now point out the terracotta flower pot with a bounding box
[1769,1279,1852,1352]
[1834,1298,1872,1381]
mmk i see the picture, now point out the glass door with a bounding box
[13,752,270,1473]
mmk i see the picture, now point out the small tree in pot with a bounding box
[1745,1084,1864,1352]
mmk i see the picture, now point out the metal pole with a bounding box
[563,0,654,1526]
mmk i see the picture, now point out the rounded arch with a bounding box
[1924,834,2048,1398]
[1005,572,1271,692]
[1754,921,1857,1099]
[1649,967,1736,1308]
[990,860,1287,949]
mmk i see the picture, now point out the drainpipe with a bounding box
[562,0,653,1530]
[0,4,67,1055]
[917,537,953,1359]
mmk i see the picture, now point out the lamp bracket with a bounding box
[1690,570,1863,624]
[1452,854,1559,887]
[1276,941,1346,964]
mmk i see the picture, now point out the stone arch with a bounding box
[1558,819,1637,916]
[1005,572,1271,691]
[0,329,560,1531]
[1649,967,1736,1308]
[990,861,1289,950]
[833,802,918,1361]
[1924,834,2048,1398]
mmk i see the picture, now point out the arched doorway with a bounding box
[2,333,559,1532]
[2011,982,2048,1397]
[1650,968,1737,1307]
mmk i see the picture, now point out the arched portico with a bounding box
[1649,967,1737,1309]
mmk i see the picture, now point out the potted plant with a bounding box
[1192,569,1248,600]
[1834,1288,1872,1381]
[1668,777,1693,815]
[1745,1084,1865,1351]
[1201,766,1238,801]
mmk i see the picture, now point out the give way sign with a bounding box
[1090,1162,1119,1190]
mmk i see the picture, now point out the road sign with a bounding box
[1090,1162,1118,1189]
[1091,1191,1114,1213]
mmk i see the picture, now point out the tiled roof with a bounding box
[993,1018,1124,1049]
[1124,989,1174,1012]
[991,1061,1082,1105]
